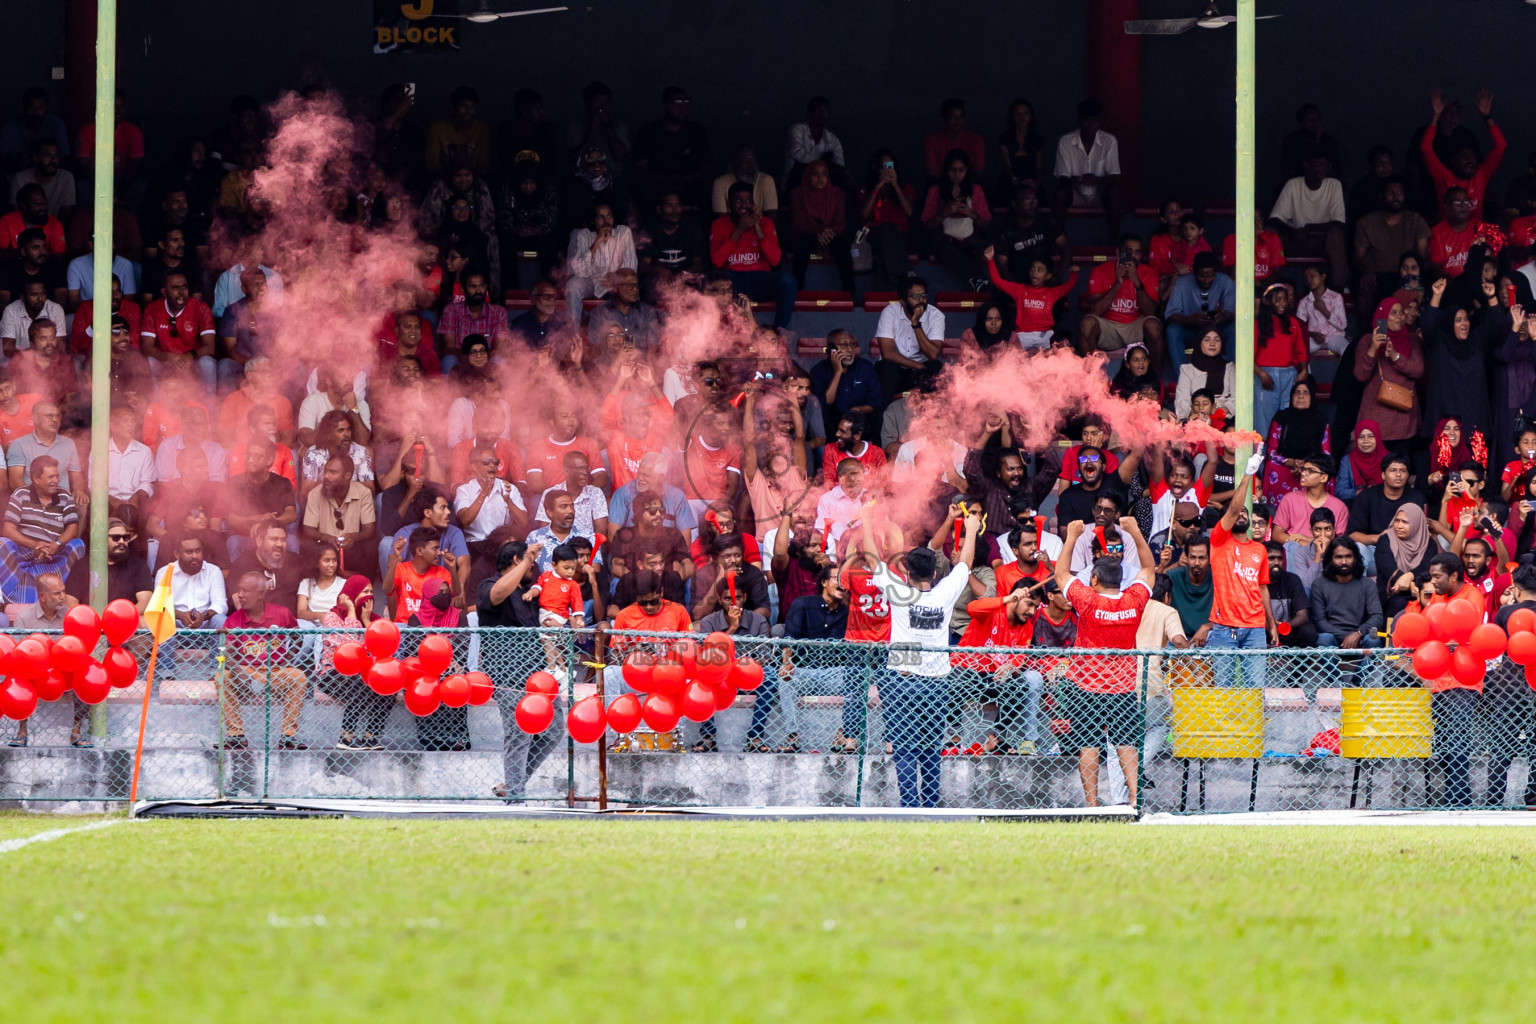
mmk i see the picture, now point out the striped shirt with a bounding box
[5,486,78,542]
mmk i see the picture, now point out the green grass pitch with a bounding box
[2,817,1534,1022]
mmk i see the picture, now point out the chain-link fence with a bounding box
[2,627,1533,812]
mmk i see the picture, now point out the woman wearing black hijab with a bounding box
[1421,273,1504,451]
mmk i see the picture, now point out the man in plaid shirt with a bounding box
[436,270,507,370]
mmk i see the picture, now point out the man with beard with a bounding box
[770,506,829,625]
[1352,176,1430,317]
[1055,443,1141,529]
[1204,454,1275,686]
[301,453,377,558]
[963,426,1027,543]
[1168,533,1214,640]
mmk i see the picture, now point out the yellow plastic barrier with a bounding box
[1340,687,1432,759]
[1171,687,1263,758]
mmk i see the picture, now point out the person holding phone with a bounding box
[856,149,917,288]
[1351,293,1425,455]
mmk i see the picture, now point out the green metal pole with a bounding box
[87,0,116,741]
[1234,0,1256,507]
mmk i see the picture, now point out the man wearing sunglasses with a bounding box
[1055,443,1141,530]
[64,515,152,612]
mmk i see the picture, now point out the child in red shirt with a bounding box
[529,546,587,628]
[984,247,1077,350]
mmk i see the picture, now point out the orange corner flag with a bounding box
[143,564,177,646]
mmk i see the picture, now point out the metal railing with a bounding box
[1,627,1531,812]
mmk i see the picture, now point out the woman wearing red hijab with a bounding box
[1352,293,1426,453]
[1337,419,1385,502]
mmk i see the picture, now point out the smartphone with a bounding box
[881,160,894,170]
[404,82,416,97]
[1375,318,1388,334]
[1118,248,1133,263]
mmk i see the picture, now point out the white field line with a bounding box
[0,818,126,854]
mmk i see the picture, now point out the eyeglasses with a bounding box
[1079,454,1101,464]
[907,292,928,301]
[641,505,666,514]
[1175,516,1202,528]
[699,377,724,388]
[638,596,663,608]
[333,509,346,531]
[1461,477,1479,487]
[107,533,131,542]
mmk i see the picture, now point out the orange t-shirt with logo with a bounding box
[1209,522,1269,628]
[390,561,453,623]
[607,430,670,489]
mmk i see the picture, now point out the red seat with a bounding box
[505,290,533,311]
[794,291,854,313]
[935,291,987,313]
[863,291,897,313]
[796,337,828,359]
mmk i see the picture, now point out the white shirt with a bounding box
[1269,176,1345,229]
[892,437,966,485]
[875,560,971,676]
[95,437,155,501]
[0,298,65,348]
[304,367,370,402]
[298,576,345,616]
[534,483,608,537]
[170,560,228,616]
[153,436,229,483]
[814,485,865,549]
[874,302,946,362]
[782,123,846,186]
[1295,288,1348,346]
[661,365,693,406]
[1053,130,1121,205]
[566,225,637,295]
[297,391,372,434]
[212,263,283,318]
[455,477,525,542]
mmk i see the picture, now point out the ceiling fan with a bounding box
[442,2,569,23]
[1124,1,1279,35]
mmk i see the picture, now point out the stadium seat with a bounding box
[505,290,532,311]
[863,291,896,313]
[935,292,987,313]
[794,291,854,312]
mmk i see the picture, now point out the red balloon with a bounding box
[1412,640,1452,681]
[566,695,607,744]
[62,604,102,649]
[416,634,454,676]
[332,641,370,676]
[670,638,699,674]
[0,680,37,720]
[680,681,716,722]
[729,657,765,691]
[465,671,494,705]
[711,681,738,712]
[399,656,425,686]
[102,647,139,688]
[1509,630,1536,666]
[607,693,643,734]
[1508,607,1536,637]
[440,673,471,708]
[403,677,442,717]
[704,630,736,661]
[620,651,655,692]
[364,618,401,659]
[1451,646,1486,687]
[367,658,406,695]
[1468,623,1508,660]
[101,599,139,647]
[1391,612,1430,649]
[1424,603,1447,642]
[526,671,560,696]
[694,642,733,685]
[32,667,67,702]
[50,634,87,674]
[1441,600,1480,645]
[640,692,682,733]
[651,658,687,696]
[71,662,111,705]
[514,693,555,734]
[0,633,14,675]
[11,638,49,680]
[1526,661,1536,690]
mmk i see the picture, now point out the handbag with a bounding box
[1375,363,1414,412]
[849,226,873,273]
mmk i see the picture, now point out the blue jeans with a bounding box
[1253,365,1297,437]
[1316,633,1383,688]
[727,269,797,329]
[1432,687,1477,807]
[1205,625,1268,689]
[881,670,949,807]
[1166,321,1235,374]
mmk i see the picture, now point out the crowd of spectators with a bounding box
[4,77,1536,809]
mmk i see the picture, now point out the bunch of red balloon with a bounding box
[1391,601,1536,687]
[330,619,494,717]
[0,600,142,720]
[513,633,766,741]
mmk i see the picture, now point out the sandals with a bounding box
[743,736,770,753]
[71,737,94,749]
[690,737,717,753]
[774,733,802,754]
[280,737,308,750]
[8,735,26,747]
